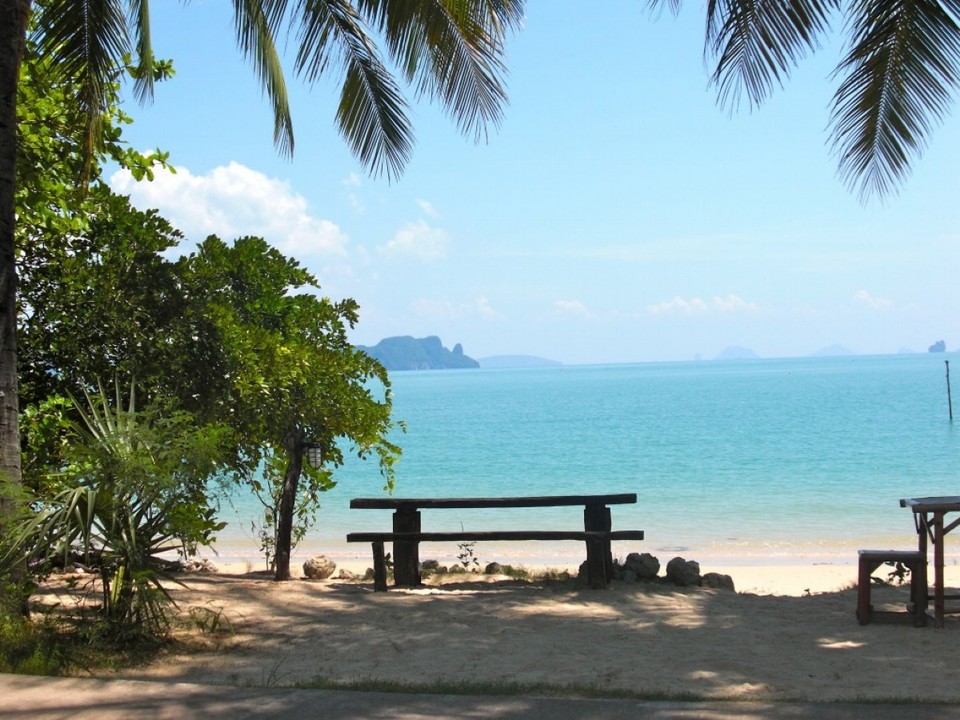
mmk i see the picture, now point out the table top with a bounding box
[900,496,960,512]
[350,493,638,510]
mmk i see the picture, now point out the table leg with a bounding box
[392,508,421,587]
[934,511,945,627]
[917,515,930,617]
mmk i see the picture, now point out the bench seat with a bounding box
[347,530,644,591]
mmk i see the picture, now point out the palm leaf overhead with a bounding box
[233,0,296,157]
[704,0,837,109]
[129,0,155,103]
[287,0,413,179]
[27,0,521,179]
[32,0,132,175]
[359,0,524,141]
[830,0,960,199]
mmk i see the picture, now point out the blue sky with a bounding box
[109,1,960,365]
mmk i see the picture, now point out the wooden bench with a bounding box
[856,550,927,627]
[347,494,644,591]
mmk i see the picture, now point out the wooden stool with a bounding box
[857,550,927,627]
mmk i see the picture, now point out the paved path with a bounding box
[3,674,960,720]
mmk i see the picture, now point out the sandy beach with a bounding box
[45,548,960,704]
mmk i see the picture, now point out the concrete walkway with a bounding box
[3,674,960,720]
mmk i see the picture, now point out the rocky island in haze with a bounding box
[357,336,479,371]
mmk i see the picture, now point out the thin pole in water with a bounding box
[948,360,954,422]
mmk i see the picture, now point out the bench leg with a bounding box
[392,509,422,587]
[372,541,388,592]
[585,536,608,589]
[584,505,614,581]
[857,559,877,625]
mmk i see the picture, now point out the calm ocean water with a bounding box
[216,353,960,568]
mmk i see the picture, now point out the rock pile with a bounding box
[578,552,735,591]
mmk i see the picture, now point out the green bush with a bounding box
[7,380,228,640]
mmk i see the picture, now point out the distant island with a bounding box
[812,344,854,357]
[477,355,562,369]
[356,336,479,371]
[714,346,759,361]
[929,340,947,353]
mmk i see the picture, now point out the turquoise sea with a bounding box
[216,353,960,569]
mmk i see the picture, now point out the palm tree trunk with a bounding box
[0,0,30,498]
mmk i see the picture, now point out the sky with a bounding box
[108,1,960,366]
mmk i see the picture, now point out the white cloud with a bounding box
[110,162,349,256]
[553,300,594,319]
[416,198,438,218]
[380,220,448,260]
[646,294,760,316]
[342,172,364,213]
[475,296,497,318]
[854,289,893,310]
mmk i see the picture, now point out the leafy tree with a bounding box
[0,0,523,500]
[656,0,960,200]
[18,191,186,414]
[176,236,401,581]
[18,201,399,583]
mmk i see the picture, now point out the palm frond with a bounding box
[644,0,684,17]
[32,0,131,178]
[232,0,296,156]
[129,0,156,102]
[829,0,960,200]
[705,0,837,109]
[360,0,522,141]
[292,0,413,179]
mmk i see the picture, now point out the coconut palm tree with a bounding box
[0,0,523,494]
[658,0,960,201]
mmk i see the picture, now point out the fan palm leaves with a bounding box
[3,379,226,636]
[655,0,960,200]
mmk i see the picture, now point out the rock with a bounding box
[622,552,660,580]
[182,557,218,573]
[336,569,358,581]
[448,565,466,574]
[421,559,440,571]
[302,555,336,580]
[363,568,375,580]
[665,557,701,587]
[701,572,736,591]
[484,562,503,575]
[619,569,637,583]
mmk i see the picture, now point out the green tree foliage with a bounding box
[18,192,185,412]
[1,0,520,503]
[176,236,401,580]
[18,210,401,584]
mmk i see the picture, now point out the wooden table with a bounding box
[900,496,960,627]
[348,493,641,589]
